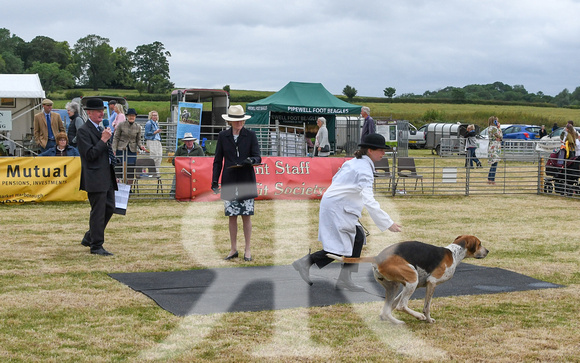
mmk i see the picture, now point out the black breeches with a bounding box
[311,225,365,272]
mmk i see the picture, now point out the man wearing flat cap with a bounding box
[33,98,65,153]
[76,98,118,256]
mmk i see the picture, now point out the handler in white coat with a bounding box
[293,133,402,291]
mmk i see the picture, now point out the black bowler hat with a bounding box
[126,108,137,116]
[84,98,105,110]
[358,133,388,149]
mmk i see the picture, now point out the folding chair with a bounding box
[396,157,423,193]
[373,157,392,192]
[133,157,163,194]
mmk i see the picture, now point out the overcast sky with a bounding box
[3,0,580,97]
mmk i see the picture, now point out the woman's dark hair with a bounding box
[354,147,369,159]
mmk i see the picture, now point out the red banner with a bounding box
[174,157,350,201]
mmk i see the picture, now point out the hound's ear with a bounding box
[454,235,466,248]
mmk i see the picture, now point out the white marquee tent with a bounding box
[0,74,45,155]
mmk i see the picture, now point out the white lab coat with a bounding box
[318,155,394,255]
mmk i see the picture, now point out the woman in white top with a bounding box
[293,133,402,291]
[314,117,330,157]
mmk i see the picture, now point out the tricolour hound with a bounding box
[327,235,488,324]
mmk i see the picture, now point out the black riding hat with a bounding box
[358,133,388,149]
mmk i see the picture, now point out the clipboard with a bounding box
[114,183,131,215]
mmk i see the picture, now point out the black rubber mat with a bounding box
[109,263,563,316]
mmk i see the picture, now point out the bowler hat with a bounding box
[126,108,137,116]
[222,105,251,122]
[358,133,388,149]
[84,98,105,110]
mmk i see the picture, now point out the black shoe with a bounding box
[90,248,114,256]
[336,269,365,291]
[81,239,90,247]
[224,251,238,260]
[244,255,252,261]
[292,254,313,286]
[335,279,365,292]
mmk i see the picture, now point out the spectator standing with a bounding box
[108,100,117,132]
[487,116,503,185]
[39,132,79,156]
[539,125,548,139]
[34,98,65,153]
[112,108,147,186]
[552,123,559,132]
[66,101,84,147]
[145,110,163,177]
[360,106,376,143]
[112,103,126,132]
[464,124,482,168]
[170,132,205,196]
[314,117,330,157]
[212,105,261,262]
[76,98,117,256]
[563,123,577,159]
[292,133,402,291]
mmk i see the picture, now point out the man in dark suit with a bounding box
[76,98,118,256]
[360,106,376,143]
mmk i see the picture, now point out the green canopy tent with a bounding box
[246,82,361,152]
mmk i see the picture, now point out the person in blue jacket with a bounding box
[39,132,80,156]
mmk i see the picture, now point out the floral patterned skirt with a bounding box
[224,199,255,216]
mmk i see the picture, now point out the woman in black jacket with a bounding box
[212,105,261,261]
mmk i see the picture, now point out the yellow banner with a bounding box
[0,157,87,203]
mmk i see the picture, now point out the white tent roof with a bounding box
[0,74,45,98]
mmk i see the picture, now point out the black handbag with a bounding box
[321,145,330,152]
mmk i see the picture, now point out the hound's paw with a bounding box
[380,314,405,325]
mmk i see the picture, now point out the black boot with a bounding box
[336,266,365,292]
[292,253,313,286]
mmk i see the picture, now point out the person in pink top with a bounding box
[111,103,126,132]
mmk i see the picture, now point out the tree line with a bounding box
[0,28,173,94]
[343,83,580,108]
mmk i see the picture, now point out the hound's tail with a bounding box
[326,254,376,264]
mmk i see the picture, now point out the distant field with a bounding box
[50,89,580,128]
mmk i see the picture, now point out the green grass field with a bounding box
[1,194,579,362]
[49,89,580,130]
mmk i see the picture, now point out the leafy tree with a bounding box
[27,61,75,92]
[223,85,231,93]
[451,88,466,102]
[134,81,147,95]
[19,36,71,70]
[571,86,580,102]
[72,34,115,90]
[148,74,174,94]
[383,87,396,100]
[0,28,25,73]
[0,51,24,73]
[0,28,25,54]
[553,88,571,107]
[110,47,134,89]
[130,41,172,93]
[342,85,357,100]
